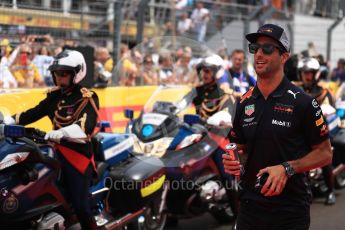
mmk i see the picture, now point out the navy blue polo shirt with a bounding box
[230,77,330,208]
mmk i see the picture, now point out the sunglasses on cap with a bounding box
[53,70,73,78]
[248,43,284,55]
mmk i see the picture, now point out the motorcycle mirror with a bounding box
[183,114,201,125]
[97,121,111,132]
[124,109,134,120]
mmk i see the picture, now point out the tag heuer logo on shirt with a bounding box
[245,104,255,116]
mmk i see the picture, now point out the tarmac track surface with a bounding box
[166,187,345,230]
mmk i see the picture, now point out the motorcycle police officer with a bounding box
[193,54,235,121]
[298,57,336,205]
[193,54,239,217]
[10,50,99,229]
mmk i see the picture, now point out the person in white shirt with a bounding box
[177,12,192,36]
[190,2,209,42]
[0,39,18,88]
[32,46,54,86]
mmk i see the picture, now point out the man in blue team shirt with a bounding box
[229,49,256,95]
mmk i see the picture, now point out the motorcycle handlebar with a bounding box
[24,127,47,144]
[2,125,88,144]
[0,125,60,170]
[0,124,48,144]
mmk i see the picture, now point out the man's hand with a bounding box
[222,153,241,176]
[256,165,288,197]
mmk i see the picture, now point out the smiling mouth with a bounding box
[256,61,266,65]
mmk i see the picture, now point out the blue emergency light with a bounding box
[4,125,25,138]
[142,125,154,137]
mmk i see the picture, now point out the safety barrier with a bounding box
[0,85,193,132]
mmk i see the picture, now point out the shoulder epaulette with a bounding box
[81,87,94,98]
[240,87,254,103]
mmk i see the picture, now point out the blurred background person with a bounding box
[177,12,192,36]
[316,54,330,81]
[330,58,345,83]
[94,47,113,87]
[141,54,158,85]
[32,45,54,86]
[175,51,193,85]
[191,1,210,42]
[0,38,18,88]
[10,43,44,88]
[229,49,256,97]
[158,53,175,84]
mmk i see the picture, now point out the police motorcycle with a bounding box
[124,84,237,224]
[0,112,167,230]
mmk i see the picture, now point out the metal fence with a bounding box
[1,0,344,88]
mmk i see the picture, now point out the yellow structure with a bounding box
[0,86,193,132]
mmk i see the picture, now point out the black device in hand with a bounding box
[255,172,269,191]
[34,37,46,43]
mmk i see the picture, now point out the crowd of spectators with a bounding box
[0,34,114,89]
[2,33,345,93]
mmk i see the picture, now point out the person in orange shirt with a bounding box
[10,44,44,88]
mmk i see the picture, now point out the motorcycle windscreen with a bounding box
[114,36,237,154]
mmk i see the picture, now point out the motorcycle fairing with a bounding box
[93,132,133,165]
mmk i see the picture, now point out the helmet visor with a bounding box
[53,70,74,78]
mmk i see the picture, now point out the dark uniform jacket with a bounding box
[230,77,330,209]
[193,83,234,120]
[15,85,99,174]
[303,84,334,106]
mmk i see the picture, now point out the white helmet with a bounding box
[48,49,87,84]
[196,54,223,74]
[298,57,320,82]
[297,57,320,72]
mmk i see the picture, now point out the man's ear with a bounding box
[281,52,290,65]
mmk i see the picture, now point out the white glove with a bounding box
[44,124,87,143]
[207,110,232,127]
[44,129,64,143]
[4,116,16,125]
